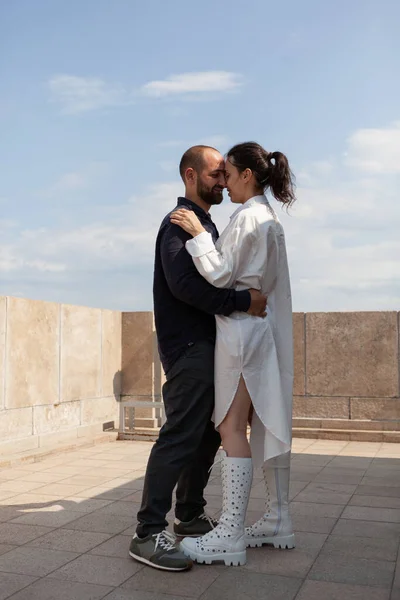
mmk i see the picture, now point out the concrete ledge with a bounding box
[0,432,117,470]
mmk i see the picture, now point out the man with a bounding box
[129,145,267,571]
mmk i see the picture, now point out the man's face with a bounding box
[196,150,226,206]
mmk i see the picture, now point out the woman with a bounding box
[170,142,296,567]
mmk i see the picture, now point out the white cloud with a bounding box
[344,121,400,173]
[48,75,131,114]
[48,71,243,115]
[2,121,400,312]
[39,162,109,198]
[140,71,243,98]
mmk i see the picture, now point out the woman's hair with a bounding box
[226,142,296,209]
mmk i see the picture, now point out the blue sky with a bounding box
[1,0,399,311]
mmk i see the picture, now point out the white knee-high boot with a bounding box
[180,453,253,566]
[245,451,295,549]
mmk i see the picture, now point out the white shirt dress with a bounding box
[185,195,293,467]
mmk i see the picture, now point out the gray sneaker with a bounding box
[174,513,218,537]
[129,530,193,571]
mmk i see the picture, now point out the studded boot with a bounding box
[180,453,253,566]
[245,451,295,549]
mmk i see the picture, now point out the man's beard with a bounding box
[197,179,224,205]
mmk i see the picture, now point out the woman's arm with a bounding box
[170,208,258,289]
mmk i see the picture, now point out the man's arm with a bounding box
[160,223,251,316]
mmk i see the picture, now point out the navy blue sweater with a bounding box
[153,197,251,374]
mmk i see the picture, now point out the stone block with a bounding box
[5,298,59,409]
[351,397,400,420]
[293,396,349,419]
[121,312,155,396]
[306,312,398,397]
[0,297,6,410]
[60,304,101,402]
[293,312,305,396]
[38,429,78,448]
[33,401,80,434]
[0,407,33,441]
[101,310,121,397]
[81,396,119,426]
[0,436,39,456]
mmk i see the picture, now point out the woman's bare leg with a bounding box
[219,375,252,458]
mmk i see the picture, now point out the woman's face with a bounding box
[225,159,247,204]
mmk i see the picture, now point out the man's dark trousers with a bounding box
[136,340,221,537]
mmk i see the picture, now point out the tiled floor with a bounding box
[0,438,399,600]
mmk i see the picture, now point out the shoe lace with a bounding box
[199,512,217,529]
[154,530,176,552]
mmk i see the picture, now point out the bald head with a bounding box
[178,145,225,208]
[179,145,220,182]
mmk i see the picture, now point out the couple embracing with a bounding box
[129,141,296,571]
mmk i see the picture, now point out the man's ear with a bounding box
[185,167,196,185]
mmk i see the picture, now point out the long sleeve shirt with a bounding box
[153,197,251,373]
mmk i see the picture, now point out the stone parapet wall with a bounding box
[1,299,399,456]
[293,312,399,422]
[0,297,121,455]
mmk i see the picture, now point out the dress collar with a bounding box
[229,194,269,220]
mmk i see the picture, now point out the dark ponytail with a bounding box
[226,142,296,209]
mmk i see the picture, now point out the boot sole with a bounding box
[129,551,193,571]
[246,534,296,549]
[181,546,246,567]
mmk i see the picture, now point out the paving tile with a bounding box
[57,476,114,487]
[355,485,400,498]
[0,506,19,522]
[304,481,358,494]
[293,455,334,467]
[89,534,133,558]
[73,487,135,500]
[296,580,390,600]
[0,546,78,576]
[361,477,400,487]
[327,457,373,469]
[0,522,53,544]
[33,483,95,496]
[0,492,63,508]
[43,466,93,476]
[0,543,17,555]
[243,532,327,578]
[199,569,301,600]
[0,490,17,501]
[0,572,38,600]
[322,534,399,562]
[17,472,68,484]
[10,509,83,528]
[48,554,140,586]
[293,490,352,505]
[91,501,140,518]
[332,518,400,540]
[58,497,114,513]
[63,513,135,534]
[0,480,44,493]
[290,501,344,518]
[313,471,364,485]
[122,564,222,597]
[341,505,400,523]
[27,529,112,553]
[0,469,33,481]
[309,553,395,587]
[292,513,337,534]
[350,494,400,509]
[103,589,194,600]
[6,577,113,600]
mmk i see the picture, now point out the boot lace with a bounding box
[154,530,177,552]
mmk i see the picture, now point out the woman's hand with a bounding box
[170,209,206,237]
